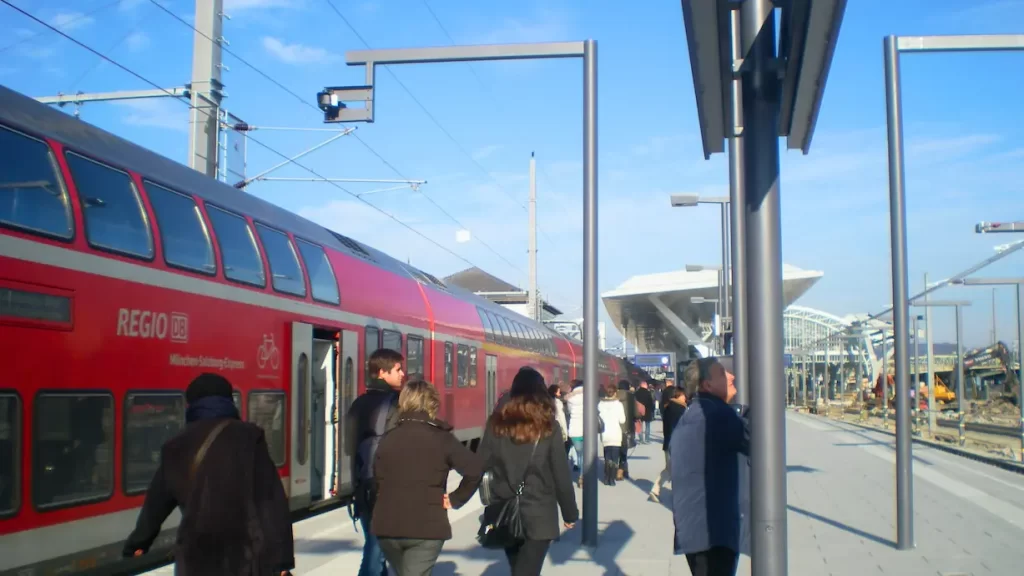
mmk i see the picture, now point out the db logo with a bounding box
[170,313,189,343]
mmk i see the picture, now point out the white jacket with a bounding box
[553,397,568,440]
[598,398,626,448]
[566,387,585,438]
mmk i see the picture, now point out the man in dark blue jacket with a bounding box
[670,357,749,576]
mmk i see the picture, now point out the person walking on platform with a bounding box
[122,373,294,576]
[634,381,656,444]
[615,380,638,481]
[478,367,578,576]
[670,358,748,576]
[346,348,405,576]
[565,379,585,483]
[649,385,687,503]
[371,379,483,575]
[548,384,569,460]
[597,383,626,485]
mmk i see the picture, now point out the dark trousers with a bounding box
[504,539,551,576]
[378,538,444,576]
[685,546,739,576]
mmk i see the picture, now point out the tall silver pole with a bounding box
[528,152,538,321]
[580,39,600,548]
[925,273,936,437]
[189,0,224,178]
[883,335,889,428]
[740,2,787,573]
[955,305,966,447]
[992,288,997,344]
[1017,284,1023,462]
[721,202,730,322]
[913,315,920,431]
[884,35,914,550]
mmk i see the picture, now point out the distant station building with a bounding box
[602,264,824,363]
[444,267,563,321]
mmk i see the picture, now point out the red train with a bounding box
[0,84,643,575]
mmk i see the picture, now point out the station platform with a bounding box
[141,411,1024,575]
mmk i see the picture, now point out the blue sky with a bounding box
[2,0,1022,348]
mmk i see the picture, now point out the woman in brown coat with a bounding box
[371,379,483,575]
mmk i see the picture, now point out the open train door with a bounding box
[289,322,313,510]
[310,334,336,502]
[335,329,359,497]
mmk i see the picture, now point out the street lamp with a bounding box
[671,195,740,374]
[976,221,1024,233]
[951,277,1024,462]
[911,299,972,447]
[684,263,727,348]
[317,39,605,546]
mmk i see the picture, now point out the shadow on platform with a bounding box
[787,504,896,548]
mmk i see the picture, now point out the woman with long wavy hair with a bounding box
[478,367,578,575]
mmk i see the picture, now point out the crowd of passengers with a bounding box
[121,348,748,576]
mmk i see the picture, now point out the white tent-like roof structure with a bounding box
[603,264,823,358]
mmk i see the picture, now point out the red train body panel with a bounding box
[0,84,633,575]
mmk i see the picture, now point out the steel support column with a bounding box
[189,0,224,178]
[883,35,914,550]
[741,1,787,573]
[580,39,600,547]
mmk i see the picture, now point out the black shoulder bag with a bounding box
[477,440,538,549]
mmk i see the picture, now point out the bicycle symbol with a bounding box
[257,333,280,370]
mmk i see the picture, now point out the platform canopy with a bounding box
[603,264,823,357]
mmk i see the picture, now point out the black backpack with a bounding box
[351,394,393,518]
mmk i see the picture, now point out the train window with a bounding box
[122,393,185,495]
[496,316,513,346]
[296,239,340,305]
[144,182,215,274]
[232,390,242,415]
[248,391,286,467]
[444,342,454,389]
[66,153,153,259]
[456,344,469,388]
[296,353,309,466]
[254,224,306,297]
[477,308,494,342]
[485,311,502,345]
[0,125,73,239]
[468,346,478,387]
[33,393,114,509]
[206,206,265,287]
[0,393,19,516]
[365,326,380,376]
[527,328,539,352]
[407,335,424,378]
[512,322,526,350]
[382,330,402,356]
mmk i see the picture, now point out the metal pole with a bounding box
[529,152,539,321]
[721,202,730,322]
[955,305,966,447]
[884,35,914,550]
[913,315,920,432]
[740,2,787,573]
[189,0,224,178]
[992,288,997,344]
[580,38,599,548]
[1017,284,1023,462]
[925,273,936,438]
[883,335,889,428]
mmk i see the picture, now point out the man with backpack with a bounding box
[346,348,405,576]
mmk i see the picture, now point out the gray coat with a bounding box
[670,394,749,555]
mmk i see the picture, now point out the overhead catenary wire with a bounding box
[1,0,507,277]
[321,1,548,227]
[143,0,527,278]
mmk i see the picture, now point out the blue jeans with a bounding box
[359,514,387,576]
[570,437,584,471]
[644,420,652,444]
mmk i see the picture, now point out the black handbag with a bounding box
[477,440,538,549]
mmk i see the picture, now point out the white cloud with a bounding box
[472,145,501,161]
[261,37,334,65]
[125,31,150,52]
[118,0,145,11]
[114,99,189,132]
[476,10,570,45]
[51,12,95,32]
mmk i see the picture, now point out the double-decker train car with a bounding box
[0,84,640,575]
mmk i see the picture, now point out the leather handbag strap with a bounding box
[190,420,231,483]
